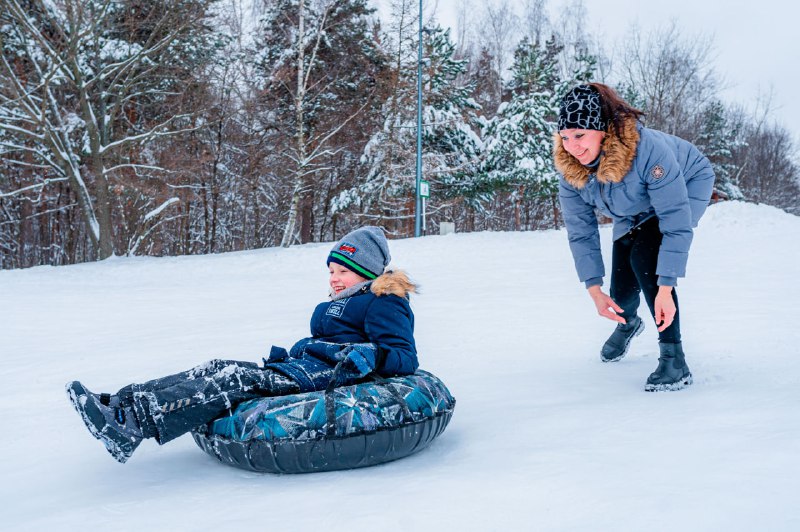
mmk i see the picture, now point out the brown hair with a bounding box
[588,82,645,137]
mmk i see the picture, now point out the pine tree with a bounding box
[329,0,419,236]
[478,36,562,228]
[333,22,481,236]
[695,100,744,200]
[474,35,596,229]
[470,47,502,118]
[419,27,482,209]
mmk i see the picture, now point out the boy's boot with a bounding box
[600,315,644,362]
[66,381,143,463]
[644,342,693,392]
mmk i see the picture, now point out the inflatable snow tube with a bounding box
[191,370,455,473]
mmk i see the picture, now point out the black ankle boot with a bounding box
[644,342,693,392]
[600,316,644,362]
[66,381,143,463]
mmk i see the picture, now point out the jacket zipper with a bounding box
[593,176,620,218]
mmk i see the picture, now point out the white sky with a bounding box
[378,0,800,142]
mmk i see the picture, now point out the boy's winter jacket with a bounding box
[265,270,418,391]
[554,117,715,287]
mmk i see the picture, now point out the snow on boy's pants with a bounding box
[117,359,300,444]
[610,217,681,344]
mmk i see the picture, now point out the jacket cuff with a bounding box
[374,347,387,370]
[584,277,603,289]
[657,276,678,287]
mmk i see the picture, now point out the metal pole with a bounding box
[414,0,423,237]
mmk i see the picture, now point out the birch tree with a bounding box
[251,0,385,246]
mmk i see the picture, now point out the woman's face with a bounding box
[559,129,606,165]
[329,263,368,294]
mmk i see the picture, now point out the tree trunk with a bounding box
[280,1,307,248]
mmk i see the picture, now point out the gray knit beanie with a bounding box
[327,226,391,280]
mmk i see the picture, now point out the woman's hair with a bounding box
[588,82,645,135]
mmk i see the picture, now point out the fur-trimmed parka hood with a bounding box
[370,269,417,299]
[553,115,641,189]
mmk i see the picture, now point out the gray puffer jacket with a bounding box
[554,117,715,287]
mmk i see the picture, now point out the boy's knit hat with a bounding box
[327,226,391,280]
[558,84,607,132]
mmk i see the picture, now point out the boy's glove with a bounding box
[264,341,380,387]
[338,343,379,378]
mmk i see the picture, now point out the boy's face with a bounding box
[329,263,368,294]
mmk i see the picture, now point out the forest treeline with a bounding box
[1,0,798,269]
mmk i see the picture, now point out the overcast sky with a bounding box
[378,0,800,142]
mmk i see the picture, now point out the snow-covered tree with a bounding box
[474,35,595,229]
[334,19,481,236]
[695,100,744,200]
[478,37,560,228]
[0,0,222,260]
[417,27,482,208]
[250,0,386,245]
[469,47,502,119]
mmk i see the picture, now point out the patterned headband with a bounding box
[558,85,608,131]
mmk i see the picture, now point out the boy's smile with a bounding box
[329,263,368,294]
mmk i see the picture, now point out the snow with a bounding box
[142,198,179,222]
[1,201,798,531]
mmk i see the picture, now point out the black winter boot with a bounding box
[644,342,693,392]
[600,315,644,362]
[66,381,143,463]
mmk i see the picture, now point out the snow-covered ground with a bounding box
[1,201,798,531]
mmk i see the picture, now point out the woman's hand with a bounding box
[654,285,676,332]
[587,285,626,324]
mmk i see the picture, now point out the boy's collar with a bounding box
[330,280,371,301]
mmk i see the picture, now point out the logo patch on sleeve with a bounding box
[337,242,357,257]
[650,164,665,179]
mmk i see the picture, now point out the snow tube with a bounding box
[191,370,455,473]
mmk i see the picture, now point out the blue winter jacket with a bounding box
[264,270,419,391]
[554,118,715,287]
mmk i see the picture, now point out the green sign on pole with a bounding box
[419,180,430,198]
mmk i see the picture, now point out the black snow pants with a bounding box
[610,216,681,344]
[117,360,300,444]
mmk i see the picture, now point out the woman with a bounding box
[554,83,715,391]
[67,226,419,462]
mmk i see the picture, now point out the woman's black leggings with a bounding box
[610,217,681,344]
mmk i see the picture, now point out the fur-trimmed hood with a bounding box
[553,116,641,189]
[370,269,417,299]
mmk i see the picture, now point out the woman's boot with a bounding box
[644,342,693,391]
[600,315,644,362]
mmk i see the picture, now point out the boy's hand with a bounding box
[340,343,378,377]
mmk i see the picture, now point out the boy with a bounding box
[67,226,418,463]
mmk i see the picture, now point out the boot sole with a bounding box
[66,381,136,463]
[601,318,645,363]
[644,373,693,392]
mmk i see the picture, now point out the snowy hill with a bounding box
[1,201,799,531]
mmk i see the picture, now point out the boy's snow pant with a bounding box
[116,360,300,444]
[610,217,681,344]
